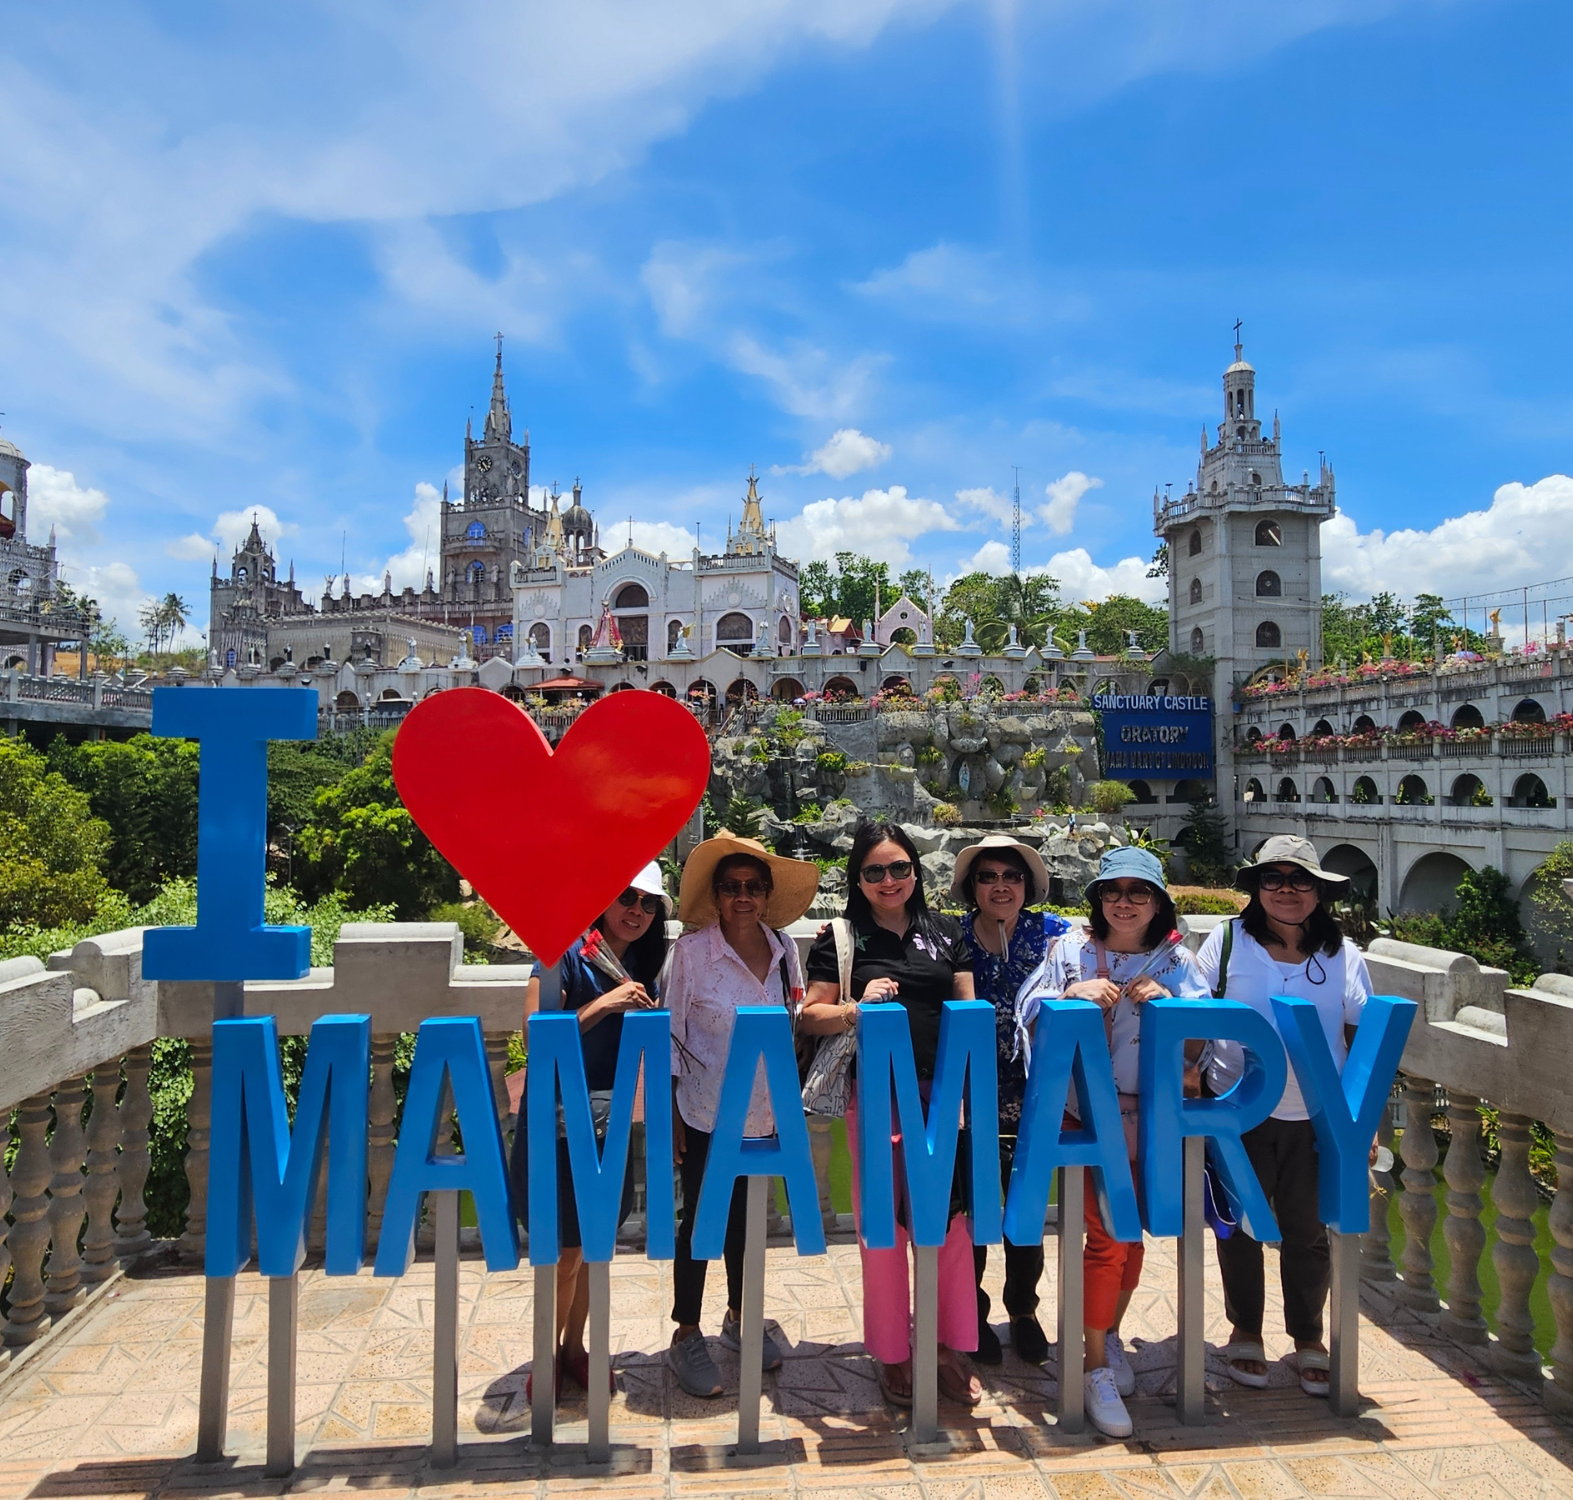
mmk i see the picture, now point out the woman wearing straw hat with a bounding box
[950,836,1072,1367]
[1035,846,1210,1437]
[665,833,818,1399]
[511,860,672,1403]
[1195,835,1372,1398]
[799,819,983,1411]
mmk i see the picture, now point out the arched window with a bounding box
[614,582,649,609]
[1511,697,1547,725]
[1353,714,1377,734]
[1188,529,1203,557]
[236,566,248,584]
[1255,520,1282,547]
[1449,774,1485,807]
[779,615,796,646]
[468,560,485,583]
[335,690,361,710]
[1395,775,1430,806]
[1256,620,1281,648]
[1351,776,1379,805]
[715,611,753,646]
[1275,778,1299,803]
[1190,626,1204,653]
[1311,777,1337,804]
[528,622,550,654]
[1250,471,1262,486]
[1128,780,1157,805]
[466,521,487,540]
[667,619,684,652]
[471,626,488,645]
[1278,723,1296,741]
[1243,777,1264,802]
[1312,719,1335,737]
[1246,726,1263,743]
[1255,570,1281,597]
[1451,703,1485,730]
[1512,773,1553,808]
[1397,709,1426,731]
[1189,578,1202,605]
[0,483,15,540]
[577,624,593,650]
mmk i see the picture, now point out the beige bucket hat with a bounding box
[677,832,821,928]
[1235,834,1350,892]
[949,834,1051,905]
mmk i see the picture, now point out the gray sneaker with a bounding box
[719,1310,783,1371]
[668,1332,723,1397]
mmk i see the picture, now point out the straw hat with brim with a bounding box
[1083,845,1169,903]
[677,832,821,928]
[950,835,1051,905]
[1235,835,1350,893]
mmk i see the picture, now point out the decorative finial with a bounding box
[1232,317,1243,361]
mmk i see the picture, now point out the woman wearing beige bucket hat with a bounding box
[664,833,819,1398]
[1194,835,1371,1399]
[950,836,1072,1368]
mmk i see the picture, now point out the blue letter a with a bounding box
[526,1009,674,1265]
[692,1007,825,1258]
[856,1000,1001,1250]
[374,1017,519,1275]
[1003,1001,1141,1246]
[207,1014,370,1278]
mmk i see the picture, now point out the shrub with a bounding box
[0,736,113,930]
[914,744,944,767]
[1088,780,1136,816]
[1176,800,1233,886]
[1169,887,1248,915]
[792,802,824,824]
[815,750,850,775]
[1043,766,1072,806]
[1021,745,1047,771]
[845,761,872,776]
[932,802,962,826]
[429,899,503,959]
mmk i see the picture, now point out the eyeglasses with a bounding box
[974,868,1025,887]
[1259,869,1318,893]
[616,889,665,915]
[718,878,770,898]
[1099,883,1155,906]
[859,860,915,884]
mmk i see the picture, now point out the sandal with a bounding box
[1222,1339,1270,1389]
[524,1355,560,1403]
[563,1347,615,1394]
[936,1349,983,1408]
[878,1359,913,1409]
[1291,1347,1331,1398]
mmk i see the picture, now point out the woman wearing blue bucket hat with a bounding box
[1033,845,1210,1437]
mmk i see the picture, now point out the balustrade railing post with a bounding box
[1547,1129,1573,1413]
[1491,1111,1543,1384]
[1441,1094,1488,1344]
[44,1075,90,1317]
[484,1030,513,1135]
[81,1066,123,1283]
[1396,1074,1440,1310]
[115,1044,155,1263]
[367,1034,398,1252]
[181,1036,215,1263]
[3,1095,55,1345]
[1362,1111,1397,1282]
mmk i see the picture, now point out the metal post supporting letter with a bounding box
[1057,1166,1085,1433]
[432,1190,459,1466]
[264,1274,299,1477]
[587,1260,612,1463]
[1176,1135,1206,1424]
[1328,1227,1362,1416]
[736,1173,770,1455]
[912,1243,939,1444]
[532,960,561,1448]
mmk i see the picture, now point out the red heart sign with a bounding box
[392,688,711,965]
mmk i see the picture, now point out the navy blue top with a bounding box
[558,936,661,1091]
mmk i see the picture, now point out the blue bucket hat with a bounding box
[1083,845,1168,902]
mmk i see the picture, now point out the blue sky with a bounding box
[4,0,1572,640]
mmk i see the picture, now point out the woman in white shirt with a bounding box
[1194,835,1371,1399]
[664,834,818,1400]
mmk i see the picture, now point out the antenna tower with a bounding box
[1011,467,1022,575]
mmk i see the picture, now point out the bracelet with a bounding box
[842,1001,857,1033]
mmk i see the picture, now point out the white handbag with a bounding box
[799,917,876,1118]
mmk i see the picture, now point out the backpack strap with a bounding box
[833,917,854,1001]
[1213,920,1235,1000]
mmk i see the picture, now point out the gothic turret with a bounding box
[483,334,512,444]
[727,466,772,557]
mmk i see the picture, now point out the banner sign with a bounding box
[1094,691,1215,781]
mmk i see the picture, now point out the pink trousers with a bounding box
[845,1094,979,1364]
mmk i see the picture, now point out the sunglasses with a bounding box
[718,878,771,898]
[616,889,665,915]
[1259,869,1318,893]
[974,868,1025,886]
[1099,883,1155,906]
[859,860,915,884]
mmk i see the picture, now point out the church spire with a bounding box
[483,332,511,443]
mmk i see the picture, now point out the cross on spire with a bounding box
[495,331,504,365]
[1233,318,1244,360]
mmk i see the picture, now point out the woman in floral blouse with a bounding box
[952,836,1070,1367]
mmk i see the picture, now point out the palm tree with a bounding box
[976,573,1061,653]
[160,592,190,648]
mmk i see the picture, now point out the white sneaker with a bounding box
[1084,1366,1134,1438]
[1105,1331,1136,1397]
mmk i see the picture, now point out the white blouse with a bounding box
[1195,921,1370,1122]
[664,922,805,1136]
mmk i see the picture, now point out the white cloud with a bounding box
[165,504,297,563]
[776,485,961,567]
[958,539,1014,574]
[26,464,111,546]
[627,520,698,556]
[777,428,892,479]
[351,481,445,595]
[955,487,1014,527]
[1040,471,1103,536]
[65,561,153,638]
[1323,474,1573,609]
[952,539,1165,604]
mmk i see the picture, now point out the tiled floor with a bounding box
[1,1232,1569,1500]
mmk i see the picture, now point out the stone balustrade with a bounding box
[5,919,1573,1415]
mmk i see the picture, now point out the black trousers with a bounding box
[1214,1116,1330,1344]
[974,1134,1045,1324]
[671,1120,747,1327]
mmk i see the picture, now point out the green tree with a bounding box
[1175,800,1233,887]
[1390,865,1539,985]
[896,567,933,606]
[1527,842,1573,970]
[293,732,459,918]
[47,733,201,903]
[0,736,113,929]
[975,572,1063,652]
[1076,594,1168,655]
[1147,541,1169,579]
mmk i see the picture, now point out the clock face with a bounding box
[477,456,493,473]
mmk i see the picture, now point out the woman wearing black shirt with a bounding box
[800,821,981,1409]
